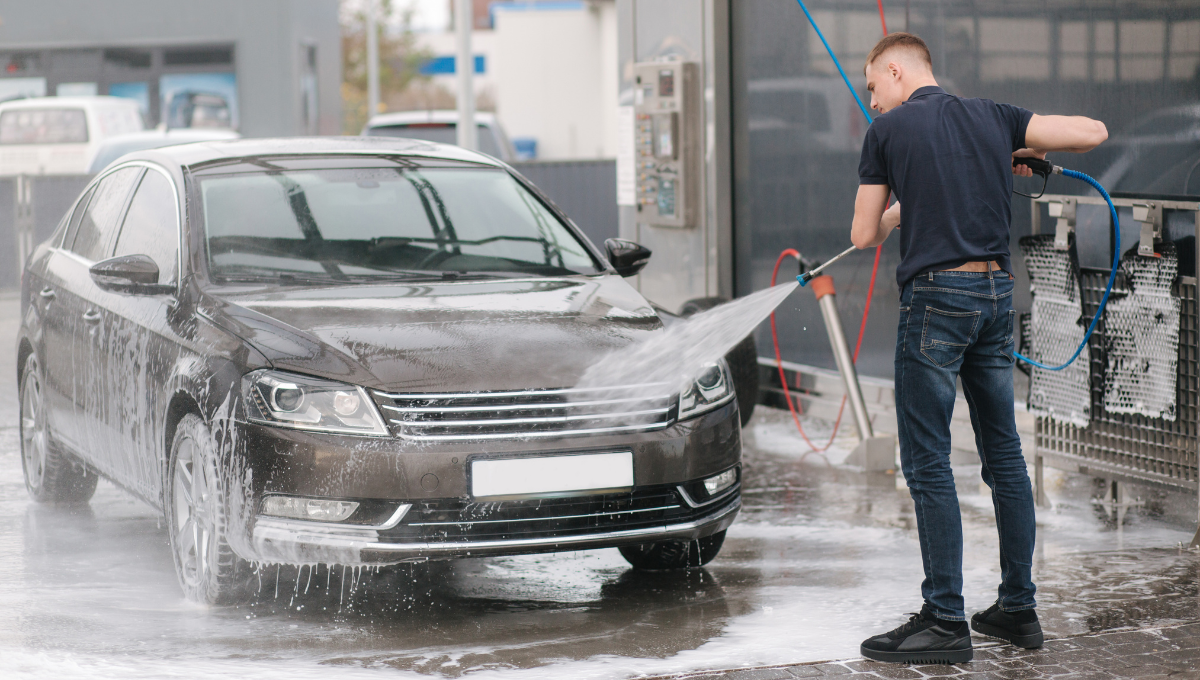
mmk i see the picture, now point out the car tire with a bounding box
[20,353,98,504]
[679,297,759,426]
[165,413,254,605]
[618,530,726,570]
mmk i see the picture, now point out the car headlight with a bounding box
[678,360,735,420]
[243,369,388,436]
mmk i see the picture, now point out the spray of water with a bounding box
[575,281,799,394]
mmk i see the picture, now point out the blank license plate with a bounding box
[471,452,634,499]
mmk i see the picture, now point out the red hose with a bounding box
[768,0,888,456]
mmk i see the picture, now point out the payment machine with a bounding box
[633,60,700,228]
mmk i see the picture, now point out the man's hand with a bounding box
[851,184,897,248]
[1012,148,1047,178]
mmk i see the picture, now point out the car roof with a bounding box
[0,95,141,111]
[114,136,508,170]
[365,110,499,127]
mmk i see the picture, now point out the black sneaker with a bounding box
[971,603,1043,649]
[860,606,973,664]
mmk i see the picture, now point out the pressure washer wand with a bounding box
[798,244,858,286]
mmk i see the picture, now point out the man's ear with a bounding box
[888,60,903,80]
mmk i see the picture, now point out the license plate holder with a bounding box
[470,451,634,500]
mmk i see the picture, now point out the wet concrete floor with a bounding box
[0,292,1198,679]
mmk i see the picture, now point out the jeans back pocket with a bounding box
[920,306,981,367]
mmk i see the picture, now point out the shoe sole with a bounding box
[860,645,973,664]
[971,620,1044,649]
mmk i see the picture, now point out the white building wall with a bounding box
[412,1,616,160]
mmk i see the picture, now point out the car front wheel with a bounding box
[20,353,97,503]
[618,530,726,570]
[166,414,253,605]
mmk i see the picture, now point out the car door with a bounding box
[101,166,183,500]
[62,165,143,477]
[36,184,97,453]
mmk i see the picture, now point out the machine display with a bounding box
[633,60,699,229]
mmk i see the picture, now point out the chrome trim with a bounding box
[393,407,670,428]
[254,502,412,534]
[395,421,669,441]
[381,395,671,414]
[678,392,736,421]
[407,504,681,527]
[375,383,671,400]
[378,503,413,529]
[251,497,741,557]
[676,481,740,509]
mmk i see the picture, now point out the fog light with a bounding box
[703,469,737,496]
[261,496,359,522]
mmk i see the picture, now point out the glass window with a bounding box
[0,108,87,144]
[69,167,142,262]
[62,185,97,250]
[112,170,179,283]
[199,165,599,281]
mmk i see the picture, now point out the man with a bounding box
[850,33,1107,664]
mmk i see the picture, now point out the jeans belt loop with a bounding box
[928,271,934,282]
[987,261,994,279]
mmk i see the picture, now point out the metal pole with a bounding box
[455,0,477,150]
[366,0,380,121]
[812,277,874,441]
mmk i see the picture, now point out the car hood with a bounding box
[201,275,665,392]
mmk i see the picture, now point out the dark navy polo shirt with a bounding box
[858,85,1033,287]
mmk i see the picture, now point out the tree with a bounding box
[340,0,432,134]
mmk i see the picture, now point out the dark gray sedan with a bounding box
[16,138,741,604]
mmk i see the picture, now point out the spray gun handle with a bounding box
[1013,156,1055,177]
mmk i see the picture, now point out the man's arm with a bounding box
[1024,114,1108,153]
[851,184,897,248]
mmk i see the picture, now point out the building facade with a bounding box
[0,0,342,137]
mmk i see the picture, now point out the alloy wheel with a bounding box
[20,360,48,494]
[172,434,219,589]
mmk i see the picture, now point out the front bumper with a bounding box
[250,484,740,565]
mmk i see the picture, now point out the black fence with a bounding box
[0,159,618,291]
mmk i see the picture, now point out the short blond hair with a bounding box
[865,32,932,73]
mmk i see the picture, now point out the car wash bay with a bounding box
[1,292,1198,678]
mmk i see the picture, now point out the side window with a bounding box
[112,170,180,284]
[62,185,97,249]
[68,166,142,262]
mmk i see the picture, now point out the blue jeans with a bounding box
[895,270,1037,621]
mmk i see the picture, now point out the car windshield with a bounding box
[198,165,601,281]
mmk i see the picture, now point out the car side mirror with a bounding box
[90,254,173,294]
[604,238,652,277]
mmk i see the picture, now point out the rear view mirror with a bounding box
[604,238,652,277]
[90,254,173,294]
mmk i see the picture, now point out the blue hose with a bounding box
[793,0,1119,371]
[793,0,874,125]
[1013,168,1120,371]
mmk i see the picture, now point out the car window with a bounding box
[112,169,179,283]
[62,185,98,249]
[199,165,599,280]
[0,108,88,144]
[69,166,142,262]
[367,124,504,159]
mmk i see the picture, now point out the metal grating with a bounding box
[1034,270,1199,489]
[1022,235,1092,426]
[1103,243,1180,420]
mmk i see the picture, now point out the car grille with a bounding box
[371,384,676,441]
[378,484,738,543]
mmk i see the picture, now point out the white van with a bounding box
[0,96,144,175]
